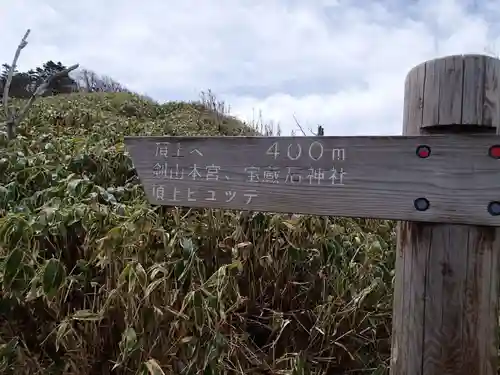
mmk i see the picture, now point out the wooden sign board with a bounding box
[124,135,500,227]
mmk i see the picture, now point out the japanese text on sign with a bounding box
[152,163,231,181]
[244,166,346,185]
[152,184,258,205]
[155,142,203,158]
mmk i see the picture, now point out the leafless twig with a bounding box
[2,29,30,118]
[1,29,79,140]
[292,114,324,136]
[292,114,307,136]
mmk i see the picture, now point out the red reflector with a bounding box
[418,149,429,157]
[489,145,500,159]
[416,145,431,158]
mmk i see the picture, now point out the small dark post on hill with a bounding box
[390,54,500,375]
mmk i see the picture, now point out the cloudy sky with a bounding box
[0,0,499,136]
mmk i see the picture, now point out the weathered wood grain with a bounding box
[390,54,500,375]
[125,134,500,227]
[407,54,500,132]
[421,58,439,129]
[483,57,500,129]
[463,55,484,125]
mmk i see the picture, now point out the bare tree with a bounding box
[73,68,130,93]
[1,29,79,140]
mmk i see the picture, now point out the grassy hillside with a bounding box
[0,92,396,375]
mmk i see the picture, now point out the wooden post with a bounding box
[390,55,500,375]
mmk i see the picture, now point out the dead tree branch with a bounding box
[1,29,79,141]
[292,114,308,136]
[2,29,30,119]
[291,115,325,136]
[15,63,79,123]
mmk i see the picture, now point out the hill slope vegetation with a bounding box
[0,92,396,375]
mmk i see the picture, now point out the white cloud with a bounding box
[0,0,499,135]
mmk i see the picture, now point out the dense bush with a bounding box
[0,92,396,375]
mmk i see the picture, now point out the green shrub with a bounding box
[0,92,395,375]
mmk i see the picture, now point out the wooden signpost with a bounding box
[125,54,500,375]
[125,134,500,226]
